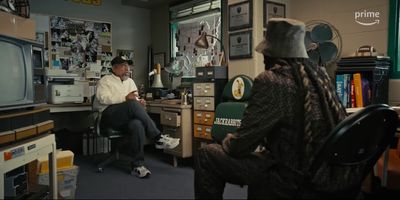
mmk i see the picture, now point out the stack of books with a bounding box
[336,56,390,108]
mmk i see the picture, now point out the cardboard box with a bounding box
[37,150,74,174]
[38,165,79,199]
[0,11,36,40]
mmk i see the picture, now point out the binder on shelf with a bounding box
[353,73,363,107]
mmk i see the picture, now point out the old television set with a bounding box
[0,34,47,112]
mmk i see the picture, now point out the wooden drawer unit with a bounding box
[0,108,52,147]
[193,124,212,140]
[193,97,215,111]
[193,66,227,146]
[193,111,214,126]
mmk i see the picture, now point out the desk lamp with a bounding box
[194,32,225,66]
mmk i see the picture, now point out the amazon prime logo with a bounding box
[355,10,380,26]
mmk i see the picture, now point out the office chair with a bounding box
[91,95,129,173]
[211,75,253,143]
[247,104,399,199]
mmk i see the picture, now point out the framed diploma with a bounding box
[229,30,252,60]
[264,1,286,28]
[229,1,253,31]
[153,52,166,69]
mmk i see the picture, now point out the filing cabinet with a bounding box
[193,66,227,145]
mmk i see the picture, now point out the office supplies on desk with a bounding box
[49,84,84,104]
[46,68,85,104]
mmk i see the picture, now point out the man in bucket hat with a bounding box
[194,18,361,198]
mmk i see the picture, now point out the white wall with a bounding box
[226,0,291,79]
[289,0,388,57]
[150,4,174,89]
[29,0,152,87]
[226,0,389,79]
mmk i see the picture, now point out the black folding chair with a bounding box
[248,104,399,199]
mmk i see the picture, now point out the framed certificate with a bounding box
[264,1,286,28]
[229,30,252,60]
[229,1,253,31]
[153,52,166,69]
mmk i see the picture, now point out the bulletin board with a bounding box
[172,14,221,77]
[49,16,112,70]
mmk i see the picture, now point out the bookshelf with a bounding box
[335,56,390,108]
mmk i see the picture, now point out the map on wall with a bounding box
[49,16,112,70]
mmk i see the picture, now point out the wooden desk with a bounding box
[38,103,92,133]
[0,134,57,199]
[146,100,192,167]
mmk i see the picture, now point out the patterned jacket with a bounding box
[222,62,364,196]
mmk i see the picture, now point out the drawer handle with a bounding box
[204,104,208,107]
[204,90,208,93]
[205,114,211,118]
[196,113,202,117]
[204,119,208,122]
[168,117,171,121]
[205,85,210,89]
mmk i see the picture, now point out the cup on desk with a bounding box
[181,93,188,105]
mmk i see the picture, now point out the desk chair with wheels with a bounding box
[91,96,129,173]
[247,104,399,199]
[211,75,253,143]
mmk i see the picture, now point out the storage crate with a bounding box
[38,165,79,199]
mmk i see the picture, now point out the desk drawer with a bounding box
[147,106,162,114]
[161,111,181,127]
[193,111,214,126]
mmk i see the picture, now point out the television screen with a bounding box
[0,41,26,104]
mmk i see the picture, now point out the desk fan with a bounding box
[305,20,342,66]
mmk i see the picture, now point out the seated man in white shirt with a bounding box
[95,55,180,178]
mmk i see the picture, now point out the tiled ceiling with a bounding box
[121,0,189,9]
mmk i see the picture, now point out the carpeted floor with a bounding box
[74,146,247,199]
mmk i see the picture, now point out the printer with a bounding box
[46,69,85,104]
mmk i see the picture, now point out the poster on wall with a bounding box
[49,16,112,70]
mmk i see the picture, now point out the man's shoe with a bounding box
[131,166,151,178]
[155,134,180,149]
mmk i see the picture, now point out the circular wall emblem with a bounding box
[232,77,245,100]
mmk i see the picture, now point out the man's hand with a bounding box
[222,133,237,153]
[125,91,138,101]
[138,98,146,107]
[223,133,237,145]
